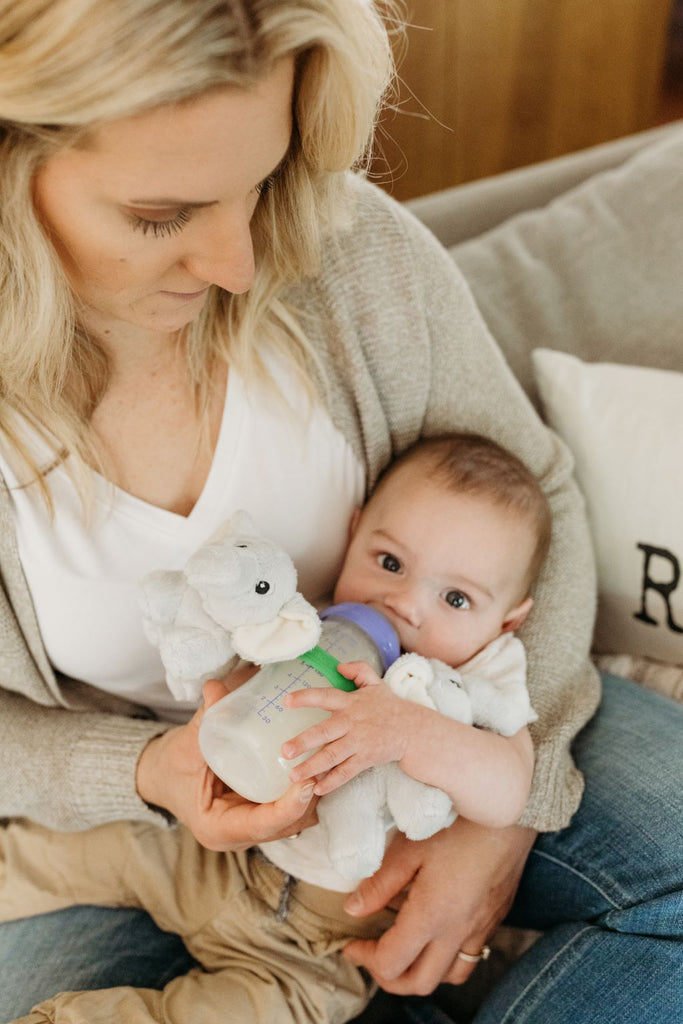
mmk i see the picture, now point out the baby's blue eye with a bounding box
[378,553,401,573]
[443,589,470,610]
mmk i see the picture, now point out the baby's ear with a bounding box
[347,506,363,539]
[501,596,533,634]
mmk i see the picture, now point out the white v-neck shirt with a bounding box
[0,357,365,721]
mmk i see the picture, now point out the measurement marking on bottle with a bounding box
[252,622,374,724]
[256,666,322,724]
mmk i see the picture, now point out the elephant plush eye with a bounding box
[255,580,270,594]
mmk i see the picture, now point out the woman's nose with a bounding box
[182,208,255,294]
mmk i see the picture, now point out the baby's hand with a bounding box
[280,661,413,795]
[338,660,384,689]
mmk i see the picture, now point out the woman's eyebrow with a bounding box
[128,151,290,209]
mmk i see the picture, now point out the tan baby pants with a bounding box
[0,820,394,1024]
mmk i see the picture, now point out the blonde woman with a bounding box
[0,2,680,1023]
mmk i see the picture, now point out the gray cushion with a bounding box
[452,126,683,409]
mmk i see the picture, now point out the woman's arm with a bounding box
[311,180,600,831]
[0,680,315,844]
[404,202,602,831]
[0,685,176,829]
[291,179,601,994]
[0,491,314,843]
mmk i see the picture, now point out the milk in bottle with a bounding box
[198,602,399,802]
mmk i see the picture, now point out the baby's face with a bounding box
[333,463,536,667]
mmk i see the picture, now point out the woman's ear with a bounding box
[501,596,533,634]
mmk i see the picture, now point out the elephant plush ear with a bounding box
[139,574,237,702]
[231,593,321,664]
[138,570,187,645]
[383,653,437,708]
[205,508,256,545]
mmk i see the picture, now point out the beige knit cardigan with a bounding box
[0,177,600,834]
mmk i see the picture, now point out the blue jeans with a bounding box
[1,674,681,1023]
[0,906,199,1020]
[471,673,683,1024]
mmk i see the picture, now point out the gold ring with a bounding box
[456,944,491,964]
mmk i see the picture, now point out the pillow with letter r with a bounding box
[532,347,683,668]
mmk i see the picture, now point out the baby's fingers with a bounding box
[281,716,347,762]
[287,735,360,786]
[283,687,348,711]
[338,661,383,688]
[311,756,369,794]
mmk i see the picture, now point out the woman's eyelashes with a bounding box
[129,207,193,238]
[255,174,276,197]
[127,174,277,238]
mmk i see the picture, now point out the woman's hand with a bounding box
[342,817,537,994]
[136,679,318,851]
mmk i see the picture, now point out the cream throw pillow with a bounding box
[532,348,683,667]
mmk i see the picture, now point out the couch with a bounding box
[354,119,683,1023]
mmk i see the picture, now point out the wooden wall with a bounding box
[374,0,674,199]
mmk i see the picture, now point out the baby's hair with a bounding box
[376,432,552,593]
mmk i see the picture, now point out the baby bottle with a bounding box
[198,602,400,803]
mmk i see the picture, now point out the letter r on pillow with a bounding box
[633,542,683,634]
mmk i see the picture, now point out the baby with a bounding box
[0,432,551,1024]
[284,431,549,822]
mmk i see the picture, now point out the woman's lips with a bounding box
[159,287,210,300]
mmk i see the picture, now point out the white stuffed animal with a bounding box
[317,640,536,881]
[139,511,321,702]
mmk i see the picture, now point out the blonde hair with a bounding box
[0,0,399,505]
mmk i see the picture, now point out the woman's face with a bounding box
[32,58,294,343]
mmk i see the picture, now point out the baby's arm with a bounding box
[282,661,534,828]
[396,704,534,828]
